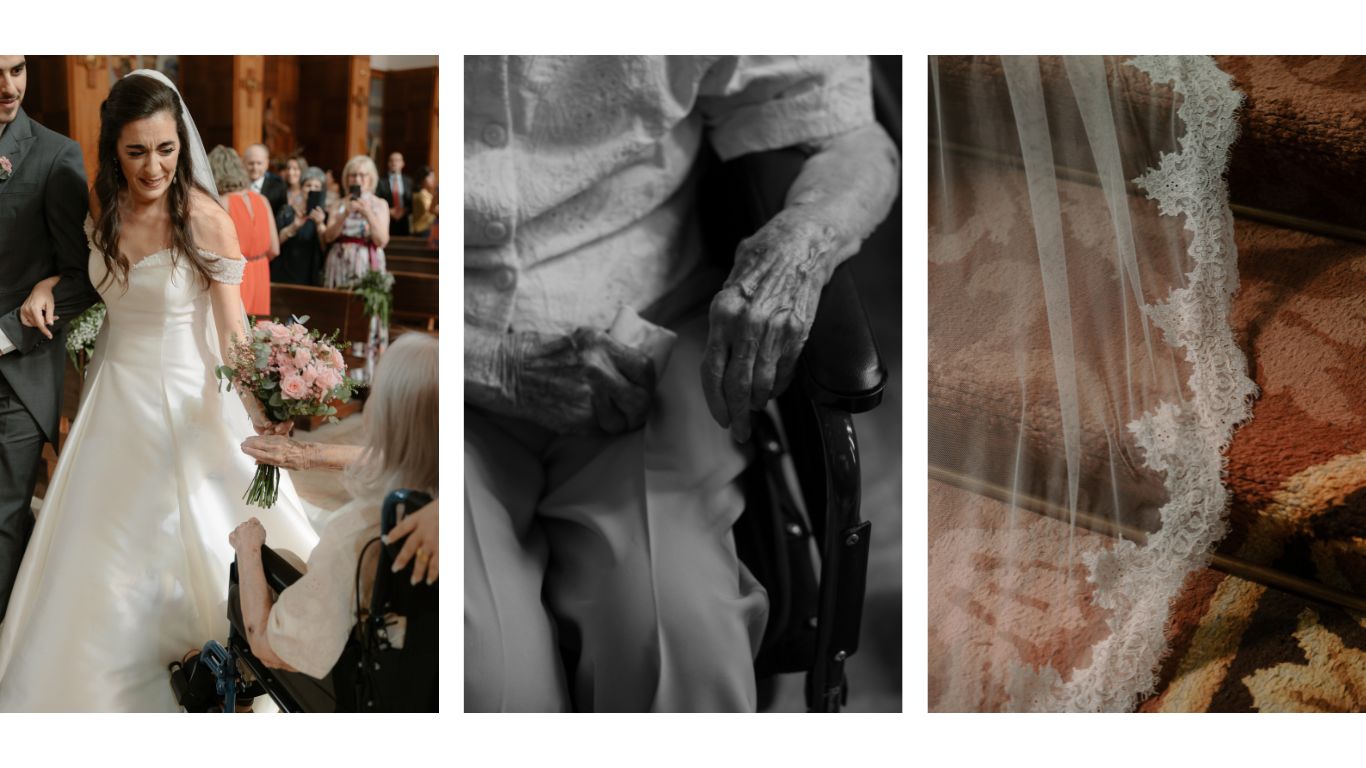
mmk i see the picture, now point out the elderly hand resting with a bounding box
[472,326,658,436]
[700,122,900,443]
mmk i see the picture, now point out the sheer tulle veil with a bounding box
[928,56,1254,711]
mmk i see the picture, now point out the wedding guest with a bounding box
[208,145,278,316]
[410,166,437,237]
[230,332,438,677]
[272,165,327,285]
[281,156,306,214]
[244,143,287,217]
[375,152,413,237]
[323,169,341,210]
[321,155,388,288]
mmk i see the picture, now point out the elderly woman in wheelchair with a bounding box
[173,332,439,712]
[461,56,898,712]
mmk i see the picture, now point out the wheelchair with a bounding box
[702,60,897,710]
[169,490,437,712]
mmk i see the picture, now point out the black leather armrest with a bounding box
[724,148,887,413]
[231,544,303,594]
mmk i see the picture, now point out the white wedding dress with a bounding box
[0,223,320,711]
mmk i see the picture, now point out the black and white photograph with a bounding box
[462,54,903,712]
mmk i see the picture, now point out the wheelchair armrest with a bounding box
[722,148,886,414]
[230,545,304,594]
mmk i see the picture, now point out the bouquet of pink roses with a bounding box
[216,316,355,508]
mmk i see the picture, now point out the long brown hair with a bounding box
[92,74,216,290]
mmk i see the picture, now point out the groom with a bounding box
[0,55,100,622]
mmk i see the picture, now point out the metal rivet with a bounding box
[845,533,860,546]
[786,523,802,536]
[483,123,508,148]
[834,650,847,662]
[764,439,780,454]
[807,616,819,629]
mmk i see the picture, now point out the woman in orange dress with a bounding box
[208,145,279,316]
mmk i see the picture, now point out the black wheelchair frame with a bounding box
[705,145,888,712]
[170,490,437,712]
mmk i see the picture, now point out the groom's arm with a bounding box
[0,140,99,356]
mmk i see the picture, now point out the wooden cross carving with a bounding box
[239,69,262,108]
[78,56,106,89]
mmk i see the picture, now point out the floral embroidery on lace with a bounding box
[1008,56,1255,711]
[199,251,245,285]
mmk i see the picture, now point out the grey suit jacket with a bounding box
[0,108,100,445]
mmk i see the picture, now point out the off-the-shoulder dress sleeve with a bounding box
[199,249,246,286]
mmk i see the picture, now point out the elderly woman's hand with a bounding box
[386,499,438,585]
[229,517,267,554]
[701,210,839,443]
[241,435,312,470]
[505,327,657,435]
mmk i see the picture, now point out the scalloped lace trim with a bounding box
[1008,56,1255,712]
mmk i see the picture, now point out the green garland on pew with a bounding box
[350,270,395,328]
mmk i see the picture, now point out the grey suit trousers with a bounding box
[0,373,43,623]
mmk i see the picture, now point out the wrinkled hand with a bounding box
[229,517,267,553]
[702,211,838,443]
[19,279,59,340]
[308,207,326,226]
[385,499,438,585]
[509,327,657,435]
[241,435,311,470]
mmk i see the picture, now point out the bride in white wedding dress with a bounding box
[0,70,318,711]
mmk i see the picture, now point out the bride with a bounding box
[0,70,319,711]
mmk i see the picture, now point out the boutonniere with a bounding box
[0,156,11,182]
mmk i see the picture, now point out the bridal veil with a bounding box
[928,55,1255,711]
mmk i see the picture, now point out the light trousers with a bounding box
[464,315,768,712]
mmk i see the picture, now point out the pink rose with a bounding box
[315,368,343,393]
[292,348,312,368]
[329,349,345,370]
[280,374,309,400]
[268,323,292,345]
[301,365,319,387]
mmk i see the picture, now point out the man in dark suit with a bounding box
[0,55,100,620]
[244,142,287,218]
[376,151,413,236]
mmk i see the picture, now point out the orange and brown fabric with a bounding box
[933,55,1366,231]
[1139,552,1366,712]
[930,156,1366,589]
